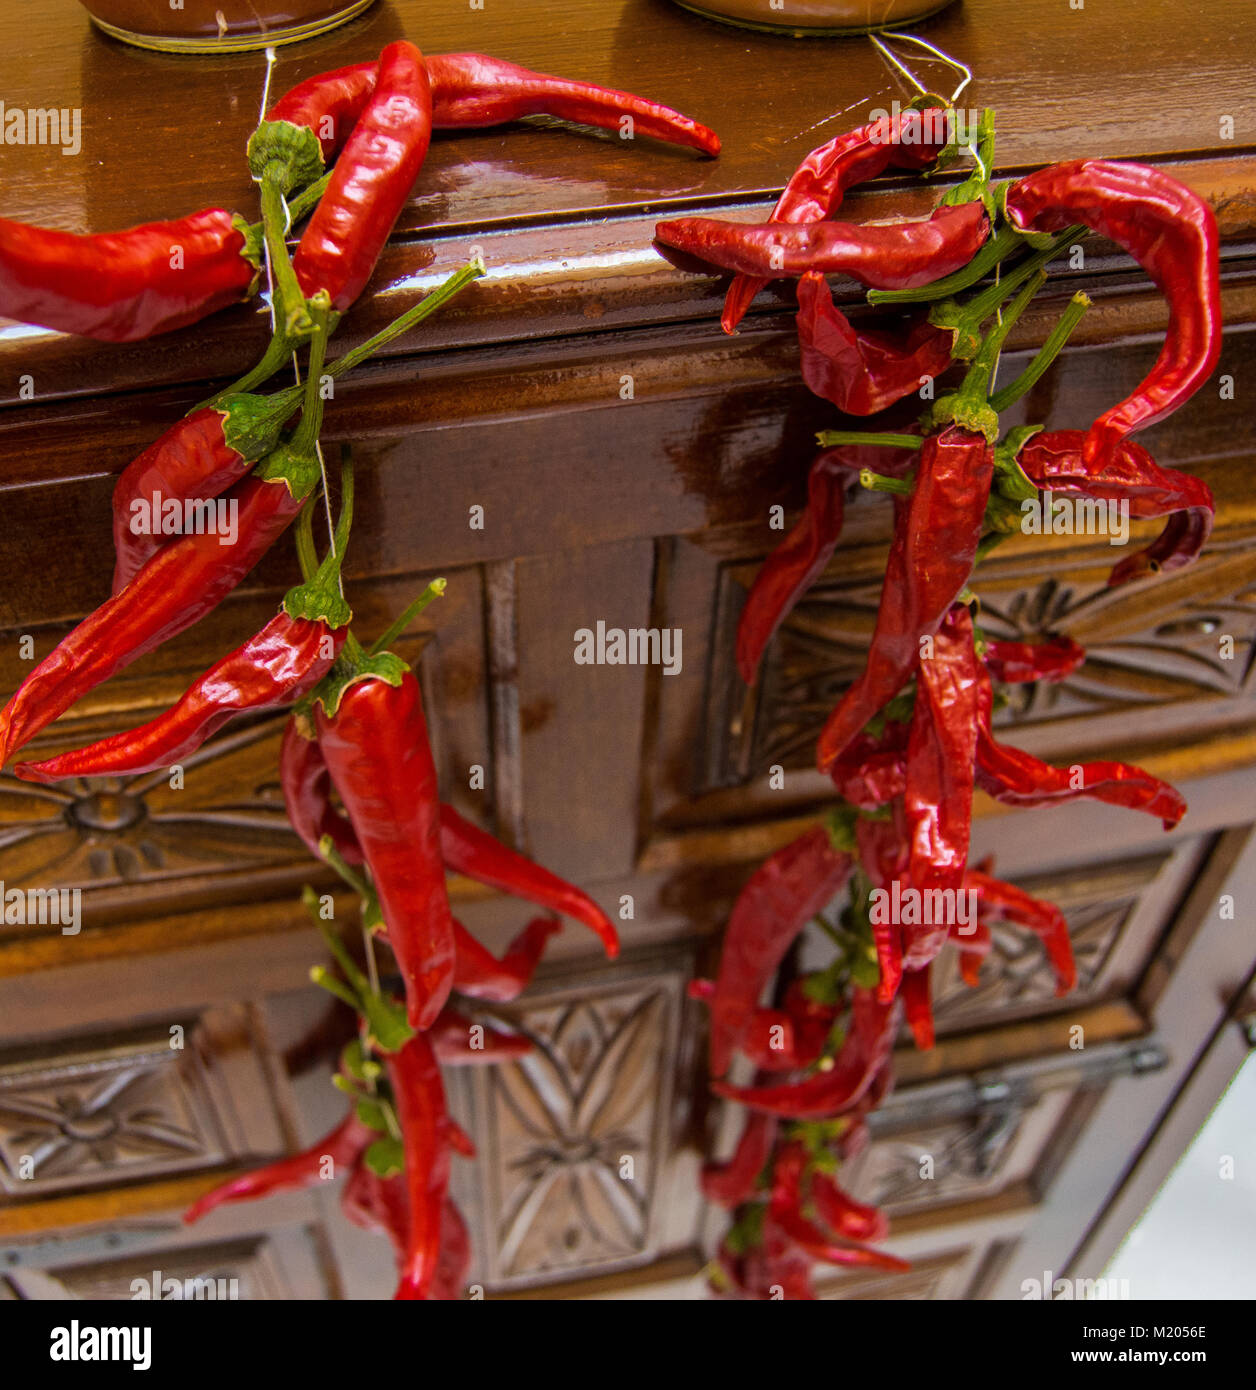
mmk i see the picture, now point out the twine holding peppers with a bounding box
[656,103,1220,1299]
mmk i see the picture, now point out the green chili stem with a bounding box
[989,292,1091,412]
[295,498,319,583]
[289,294,331,455]
[811,915,846,949]
[816,430,921,450]
[368,578,448,657]
[287,169,333,226]
[328,259,485,380]
[867,224,1021,305]
[258,173,313,341]
[954,227,1081,326]
[310,965,361,1011]
[860,469,914,495]
[956,269,1046,406]
[318,834,372,900]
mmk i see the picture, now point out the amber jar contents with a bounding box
[672,0,955,34]
[79,0,378,53]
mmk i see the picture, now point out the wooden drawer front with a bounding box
[448,952,692,1291]
[0,1006,286,1205]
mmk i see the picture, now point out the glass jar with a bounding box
[78,0,378,54]
[672,0,955,35]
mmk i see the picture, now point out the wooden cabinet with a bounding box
[1,0,1254,1300]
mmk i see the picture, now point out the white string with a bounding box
[870,31,973,105]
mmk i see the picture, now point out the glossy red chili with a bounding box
[429,1007,532,1065]
[387,1033,451,1301]
[1003,161,1221,463]
[451,915,560,1002]
[965,867,1075,994]
[981,635,1086,685]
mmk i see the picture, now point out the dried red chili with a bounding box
[1015,429,1214,586]
[292,41,433,313]
[701,1112,777,1209]
[982,635,1086,685]
[655,201,989,292]
[0,207,259,342]
[452,915,560,1002]
[429,1007,532,1065]
[1003,160,1221,463]
[723,106,948,332]
[706,826,852,1077]
[965,867,1076,994]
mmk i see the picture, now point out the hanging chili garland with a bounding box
[654,98,1218,1299]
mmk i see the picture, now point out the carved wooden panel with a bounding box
[845,1089,1074,1217]
[0,1010,287,1202]
[451,958,688,1290]
[704,540,1256,791]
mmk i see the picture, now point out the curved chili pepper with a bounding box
[429,1197,472,1302]
[689,980,832,1071]
[817,425,993,772]
[950,914,993,987]
[1016,429,1214,586]
[974,659,1186,830]
[736,442,914,686]
[280,724,615,958]
[965,867,1075,993]
[744,1217,818,1300]
[796,272,954,415]
[769,1143,908,1273]
[828,722,910,810]
[701,1112,777,1209]
[452,915,560,1002]
[0,207,258,342]
[268,54,719,162]
[183,1110,371,1225]
[439,805,619,958]
[724,106,948,333]
[654,202,989,291]
[316,666,455,1031]
[713,987,897,1119]
[387,1033,451,1301]
[982,635,1086,685]
[0,474,307,767]
[15,612,344,784]
[429,1006,532,1065]
[857,813,907,1003]
[1003,160,1221,463]
[293,41,433,313]
[810,1171,888,1245]
[903,604,981,971]
[707,826,852,1078]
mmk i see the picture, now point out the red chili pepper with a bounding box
[341,1156,409,1259]
[796,272,954,415]
[827,722,910,810]
[1015,429,1214,586]
[316,665,455,1031]
[387,1033,451,1301]
[429,1006,532,1065]
[429,1197,472,1302]
[974,659,1186,830]
[183,1110,371,1225]
[689,980,833,1071]
[292,41,433,313]
[900,965,935,1050]
[902,604,982,971]
[965,867,1076,993]
[700,1112,777,1209]
[712,986,897,1119]
[707,826,852,1078]
[769,1143,909,1272]
[981,635,1086,685]
[452,915,560,1002]
[15,612,344,784]
[279,724,616,959]
[267,54,719,161]
[857,813,907,1003]
[810,1171,888,1245]
[0,207,258,342]
[950,914,993,987]
[1003,161,1221,463]
[439,805,619,958]
[723,106,948,333]
[656,201,989,291]
[736,442,915,686]
[0,305,334,768]
[744,1217,818,1300]
[817,425,993,772]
